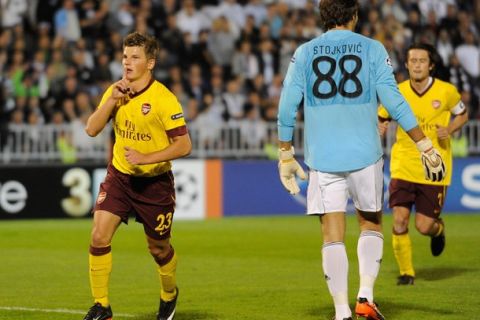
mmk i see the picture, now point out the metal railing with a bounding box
[1,120,479,164]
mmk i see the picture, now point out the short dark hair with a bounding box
[319,0,359,30]
[123,32,159,61]
[406,42,436,72]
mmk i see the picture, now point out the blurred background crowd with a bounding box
[0,0,479,155]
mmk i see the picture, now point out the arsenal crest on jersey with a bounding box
[431,100,441,109]
[141,103,151,115]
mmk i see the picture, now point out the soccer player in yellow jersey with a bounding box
[83,32,191,320]
[378,43,468,285]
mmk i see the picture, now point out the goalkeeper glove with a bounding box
[278,147,307,194]
[416,138,446,182]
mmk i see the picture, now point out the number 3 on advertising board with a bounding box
[62,168,92,217]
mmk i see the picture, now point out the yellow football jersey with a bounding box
[378,78,461,186]
[98,80,187,177]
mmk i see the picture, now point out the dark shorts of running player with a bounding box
[388,178,447,218]
[94,163,176,240]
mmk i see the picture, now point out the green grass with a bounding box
[1,214,479,320]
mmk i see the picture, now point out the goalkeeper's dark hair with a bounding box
[319,0,359,30]
[406,42,449,81]
[123,32,159,61]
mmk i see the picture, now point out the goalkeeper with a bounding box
[276,1,446,319]
[378,43,468,286]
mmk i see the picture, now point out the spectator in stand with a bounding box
[108,50,124,82]
[176,0,210,44]
[78,0,109,43]
[160,14,184,58]
[278,37,297,76]
[244,0,268,27]
[239,14,260,45]
[214,0,245,32]
[26,96,45,124]
[74,91,94,118]
[267,73,283,103]
[240,97,267,148]
[404,8,423,43]
[49,49,68,85]
[231,40,259,82]
[223,76,246,121]
[53,75,80,111]
[455,30,480,82]
[1,0,27,29]
[449,54,471,95]
[92,52,113,83]
[61,98,77,122]
[436,29,454,66]
[418,0,452,23]
[154,48,177,84]
[185,63,207,106]
[108,1,135,37]
[195,93,226,148]
[380,0,407,23]
[439,4,460,45]
[257,38,279,85]
[10,108,24,125]
[54,0,81,43]
[207,16,238,77]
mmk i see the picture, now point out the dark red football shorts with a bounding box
[94,164,176,240]
[389,178,447,218]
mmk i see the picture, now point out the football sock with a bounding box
[322,242,351,319]
[357,231,383,302]
[392,231,415,276]
[156,247,178,302]
[89,245,112,307]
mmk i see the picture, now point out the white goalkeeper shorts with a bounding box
[307,158,384,215]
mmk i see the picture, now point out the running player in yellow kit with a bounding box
[83,32,191,320]
[379,43,468,285]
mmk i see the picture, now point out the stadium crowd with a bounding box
[0,0,479,151]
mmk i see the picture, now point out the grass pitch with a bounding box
[0,214,479,320]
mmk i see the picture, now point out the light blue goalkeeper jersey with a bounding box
[278,29,418,172]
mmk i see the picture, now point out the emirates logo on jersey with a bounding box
[141,103,151,115]
[432,100,441,109]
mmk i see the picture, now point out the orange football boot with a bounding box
[355,298,385,320]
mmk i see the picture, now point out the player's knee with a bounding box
[392,216,408,232]
[90,230,111,247]
[415,223,433,235]
[148,240,171,260]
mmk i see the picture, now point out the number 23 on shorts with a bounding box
[155,212,173,236]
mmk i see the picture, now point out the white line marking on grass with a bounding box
[0,306,135,317]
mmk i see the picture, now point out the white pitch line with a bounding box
[0,306,135,318]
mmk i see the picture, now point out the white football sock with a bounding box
[357,230,384,302]
[322,242,351,319]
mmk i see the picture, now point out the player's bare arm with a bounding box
[278,140,292,150]
[405,126,426,143]
[124,133,192,165]
[437,111,469,140]
[85,77,131,137]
